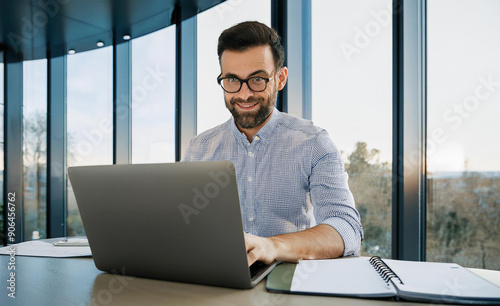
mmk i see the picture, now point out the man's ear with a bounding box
[277,66,288,91]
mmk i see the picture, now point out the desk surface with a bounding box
[1,255,499,306]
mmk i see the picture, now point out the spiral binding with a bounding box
[369,256,404,285]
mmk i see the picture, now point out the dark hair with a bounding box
[217,21,285,69]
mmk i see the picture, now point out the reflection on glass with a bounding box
[67,47,113,236]
[131,26,176,163]
[197,0,271,134]
[0,58,4,240]
[427,0,500,269]
[311,0,392,257]
[23,59,48,240]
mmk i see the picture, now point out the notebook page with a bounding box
[290,257,397,298]
[384,259,500,302]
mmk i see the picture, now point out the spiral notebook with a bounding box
[266,256,500,304]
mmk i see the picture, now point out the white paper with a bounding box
[0,240,91,257]
[384,259,500,300]
[290,257,397,297]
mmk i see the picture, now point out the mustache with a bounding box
[230,96,265,105]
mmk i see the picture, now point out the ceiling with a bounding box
[0,0,224,61]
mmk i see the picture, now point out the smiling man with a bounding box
[183,21,363,266]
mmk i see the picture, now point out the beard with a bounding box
[225,90,277,130]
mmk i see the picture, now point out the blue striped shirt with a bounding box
[182,109,363,256]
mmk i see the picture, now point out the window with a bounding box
[197,0,271,134]
[23,59,48,240]
[67,47,113,236]
[131,26,176,163]
[427,0,500,269]
[311,0,393,257]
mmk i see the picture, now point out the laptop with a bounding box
[68,160,276,289]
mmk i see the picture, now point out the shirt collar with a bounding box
[230,108,280,144]
[255,108,280,143]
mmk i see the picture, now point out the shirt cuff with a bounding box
[321,217,362,257]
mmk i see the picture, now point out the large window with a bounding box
[23,59,47,240]
[311,0,393,257]
[131,26,176,163]
[427,0,500,269]
[197,0,271,134]
[67,47,113,236]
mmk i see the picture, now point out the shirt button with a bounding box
[254,136,260,141]
[249,217,254,222]
[248,176,253,182]
[248,152,254,157]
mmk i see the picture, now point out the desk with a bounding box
[1,255,499,306]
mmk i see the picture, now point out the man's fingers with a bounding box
[247,250,257,267]
[244,233,256,252]
[244,233,276,266]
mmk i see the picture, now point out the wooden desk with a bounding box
[1,255,499,306]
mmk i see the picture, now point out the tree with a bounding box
[23,110,47,238]
[344,142,391,258]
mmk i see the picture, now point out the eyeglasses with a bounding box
[217,73,275,93]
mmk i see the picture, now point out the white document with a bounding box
[0,240,91,257]
[384,259,500,301]
[291,257,397,297]
[288,256,500,304]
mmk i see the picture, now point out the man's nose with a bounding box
[234,82,254,100]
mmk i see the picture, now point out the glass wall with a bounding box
[0,56,4,238]
[311,0,393,257]
[196,0,271,134]
[427,0,500,269]
[131,26,176,163]
[67,47,113,236]
[23,59,47,240]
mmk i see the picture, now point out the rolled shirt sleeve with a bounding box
[309,131,364,256]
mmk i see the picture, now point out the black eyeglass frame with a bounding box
[216,72,275,93]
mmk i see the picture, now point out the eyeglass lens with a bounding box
[221,78,267,92]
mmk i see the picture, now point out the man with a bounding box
[183,21,363,266]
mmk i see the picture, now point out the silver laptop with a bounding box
[68,161,276,289]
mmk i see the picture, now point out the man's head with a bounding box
[217,21,285,70]
[217,21,288,132]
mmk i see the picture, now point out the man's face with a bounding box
[219,45,287,130]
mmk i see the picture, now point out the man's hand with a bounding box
[244,233,277,266]
[244,224,345,267]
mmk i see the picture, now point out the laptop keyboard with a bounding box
[249,261,269,278]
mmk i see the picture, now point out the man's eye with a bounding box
[228,78,240,83]
[251,77,264,82]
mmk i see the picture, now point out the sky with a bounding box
[427,0,500,172]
